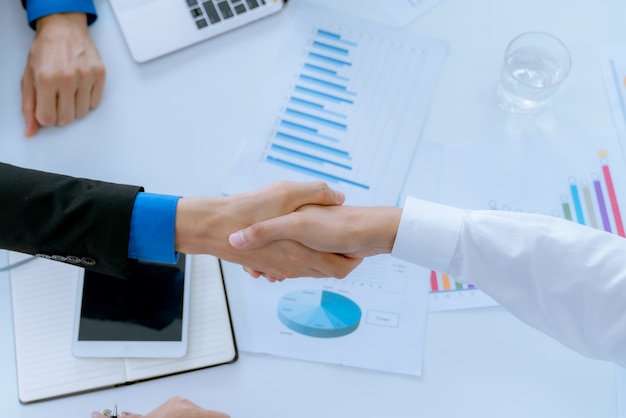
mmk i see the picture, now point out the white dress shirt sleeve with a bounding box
[391,196,626,367]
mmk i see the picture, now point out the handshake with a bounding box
[174,181,403,282]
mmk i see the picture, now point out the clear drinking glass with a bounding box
[496,32,572,115]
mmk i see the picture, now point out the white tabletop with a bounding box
[1,0,624,416]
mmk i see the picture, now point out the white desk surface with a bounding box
[1,0,624,416]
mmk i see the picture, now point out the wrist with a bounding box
[174,197,219,255]
[175,196,250,258]
[367,206,402,254]
[35,12,88,33]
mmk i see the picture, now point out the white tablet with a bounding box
[72,255,191,358]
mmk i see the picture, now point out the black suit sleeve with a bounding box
[0,163,143,278]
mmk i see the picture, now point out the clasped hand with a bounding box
[219,182,403,282]
[175,181,367,280]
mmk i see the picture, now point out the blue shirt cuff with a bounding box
[128,192,181,264]
[25,0,97,29]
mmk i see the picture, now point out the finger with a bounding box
[34,73,59,127]
[56,75,77,126]
[276,181,345,210]
[318,254,362,279]
[89,66,106,109]
[242,266,262,278]
[229,214,296,250]
[21,71,40,137]
[74,75,92,119]
[274,248,360,279]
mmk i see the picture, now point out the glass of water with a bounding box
[496,31,572,115]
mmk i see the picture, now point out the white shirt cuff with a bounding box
[391,196,464,273]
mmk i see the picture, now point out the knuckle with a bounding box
[60,70,76,89]
[247,222,267,242]
[75,108,88,119]
[57,115,74,126]
[36,111,55,126]
[95,65,106,79]
[34,71,55,89]
[21,101,33,114]
[310,180,331,201]
[167,396,188,407]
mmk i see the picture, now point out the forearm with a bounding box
[392,196,626,366]
[0,163,142,277]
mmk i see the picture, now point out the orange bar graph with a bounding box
[441,274,452,291]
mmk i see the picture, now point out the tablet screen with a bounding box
[73,256,190,358]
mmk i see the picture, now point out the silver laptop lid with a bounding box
[110,0,287,62]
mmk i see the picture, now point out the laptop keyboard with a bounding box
[187,0,268,30]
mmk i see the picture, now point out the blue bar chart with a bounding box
[224,18,449,206]
[264,29,368,190]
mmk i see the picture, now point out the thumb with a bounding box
[229,215,295,250]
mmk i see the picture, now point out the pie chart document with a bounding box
[224,255,429,376]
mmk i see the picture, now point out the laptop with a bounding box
[109,0,288,62]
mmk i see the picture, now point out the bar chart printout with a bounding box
[224,5,449,206]
[223,5,445,376]
[265,29,366,191]
[428,149,626,312]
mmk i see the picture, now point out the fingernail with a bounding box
[229,230,247,248]
[92,413,102,418]
[335,190,345,203]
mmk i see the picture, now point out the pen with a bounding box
[103,404,117,418]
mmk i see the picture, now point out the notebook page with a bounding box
[125,255,236,381]
[9,252,126,403]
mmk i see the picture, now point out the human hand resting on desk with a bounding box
[228,204,402,281]
[91,397,229,418]
[176,181,363,280]
[22,13,105,137]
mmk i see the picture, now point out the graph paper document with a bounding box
[224,2,449,207]
[404,132,626,312]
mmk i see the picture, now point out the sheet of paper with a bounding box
[599,44,626,153]
[224,2,449,207]
[409,131,626,311]
[224,257,429,376]
[222,1,446,376]
[375,0,447,27]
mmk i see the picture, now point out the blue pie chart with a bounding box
[277,289,362,338]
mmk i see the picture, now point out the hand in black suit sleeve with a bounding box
[0,163,143,278]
